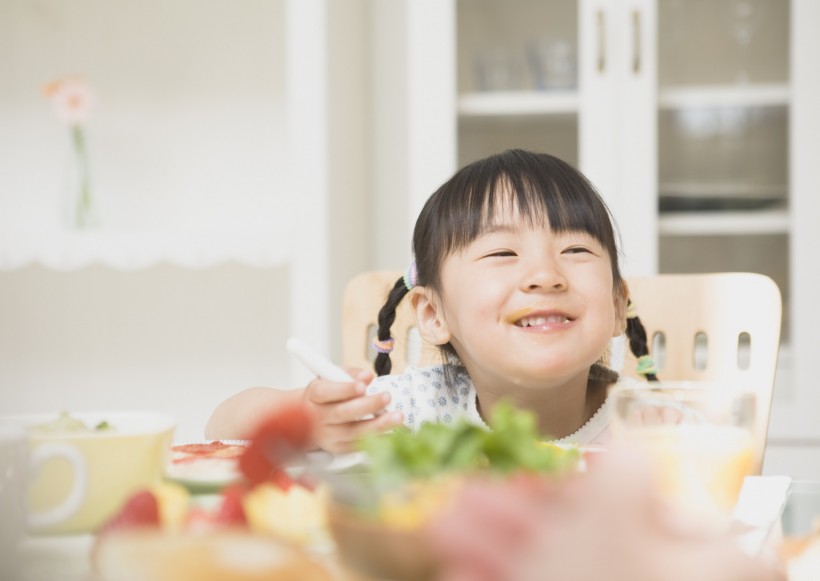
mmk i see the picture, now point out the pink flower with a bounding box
[43,77,97,126]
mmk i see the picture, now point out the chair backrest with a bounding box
[341,270,439,373]
[341,270,782,473]
[621,272,782,474]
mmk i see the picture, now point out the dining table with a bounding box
[10,477,820,581]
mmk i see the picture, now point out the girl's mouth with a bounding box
[506,307,576,328]
[515,314,571,328]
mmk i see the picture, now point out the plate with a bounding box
[165,440,248,493]
[165,441,370,493]
[304,451,369,473]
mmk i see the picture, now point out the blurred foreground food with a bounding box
[95,530,333,581]
[327,401,583,581]
[356,400,581,517]
[94,400,585,581]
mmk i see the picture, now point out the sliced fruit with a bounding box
[150,481,190,531]
[243,482,329,546]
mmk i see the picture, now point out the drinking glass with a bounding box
[610,382,757,527]
[726,0,764,84]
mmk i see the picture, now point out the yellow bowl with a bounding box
[1,411,175,534]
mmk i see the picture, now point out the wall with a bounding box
[0,0,290,236]
[0,0,315,440]
[0,264,292,441]
[0,0,378,440]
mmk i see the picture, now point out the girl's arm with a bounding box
[204,385,305,441]
[204,372,404,453]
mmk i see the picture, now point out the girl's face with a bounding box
[420,206,626,394]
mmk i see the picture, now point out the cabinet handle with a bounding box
[597,10,606,73]
[632,9,641,74]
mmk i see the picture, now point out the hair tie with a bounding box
[635,354,658,376]
[372,337,395,354]
[626,301,638,319]
[403,261,418,291]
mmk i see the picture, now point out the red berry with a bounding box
[239,402,314,486]
[98,489,160,534]
[215,484,247,526]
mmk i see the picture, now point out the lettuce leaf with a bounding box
[358,400,580,492]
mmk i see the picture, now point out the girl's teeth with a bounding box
[518,315,568,327]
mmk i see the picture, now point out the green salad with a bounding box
[358,401,581,492]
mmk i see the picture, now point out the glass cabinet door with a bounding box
[656,0,791,342]
[456,0,580,168]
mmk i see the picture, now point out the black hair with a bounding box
[625,299,659,382]
[374,149,657,383]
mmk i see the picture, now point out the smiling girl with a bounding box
[206,149,656,452]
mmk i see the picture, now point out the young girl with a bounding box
[206,149,656,452]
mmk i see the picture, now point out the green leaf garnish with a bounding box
[358,400,580,492]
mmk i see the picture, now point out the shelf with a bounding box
[659,183,788,198]
[0,229,292,271]
[458,91,579,117]
[457,84,788,116]
[658,209,789,236]
[659,83,790,110]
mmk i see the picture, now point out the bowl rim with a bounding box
[0,411,177,437]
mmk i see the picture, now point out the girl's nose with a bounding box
[519,259,567,292]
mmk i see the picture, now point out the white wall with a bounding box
[0,0,376,441]
[0,0,290,236]
[0,0,308,441]
[0,264,292,442]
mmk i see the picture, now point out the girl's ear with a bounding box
[613,280,629,337]
[408,287,451,346]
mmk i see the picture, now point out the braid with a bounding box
[625,299,659,382]
[374,277,410,376]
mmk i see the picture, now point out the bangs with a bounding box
[433,152,617,258]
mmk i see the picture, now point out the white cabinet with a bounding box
[403,0,820,450]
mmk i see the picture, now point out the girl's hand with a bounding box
[303,370,404,454]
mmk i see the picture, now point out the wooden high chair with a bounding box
[341,270,782,473]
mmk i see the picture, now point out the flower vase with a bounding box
[63,125,100,230]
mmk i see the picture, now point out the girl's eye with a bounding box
[485,250,516,258]
[563,246,593,254]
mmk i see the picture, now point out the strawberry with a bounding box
[268,467,295,491]
[98,489,160,534]
[214,484,248,526]
[239,401,314,486]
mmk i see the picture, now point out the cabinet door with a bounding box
[456,0,582,167]
[654,0,790,338]
[580,0,657,277]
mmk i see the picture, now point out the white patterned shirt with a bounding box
[366,364,614,446]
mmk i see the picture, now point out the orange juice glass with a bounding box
[610,383,756,528]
